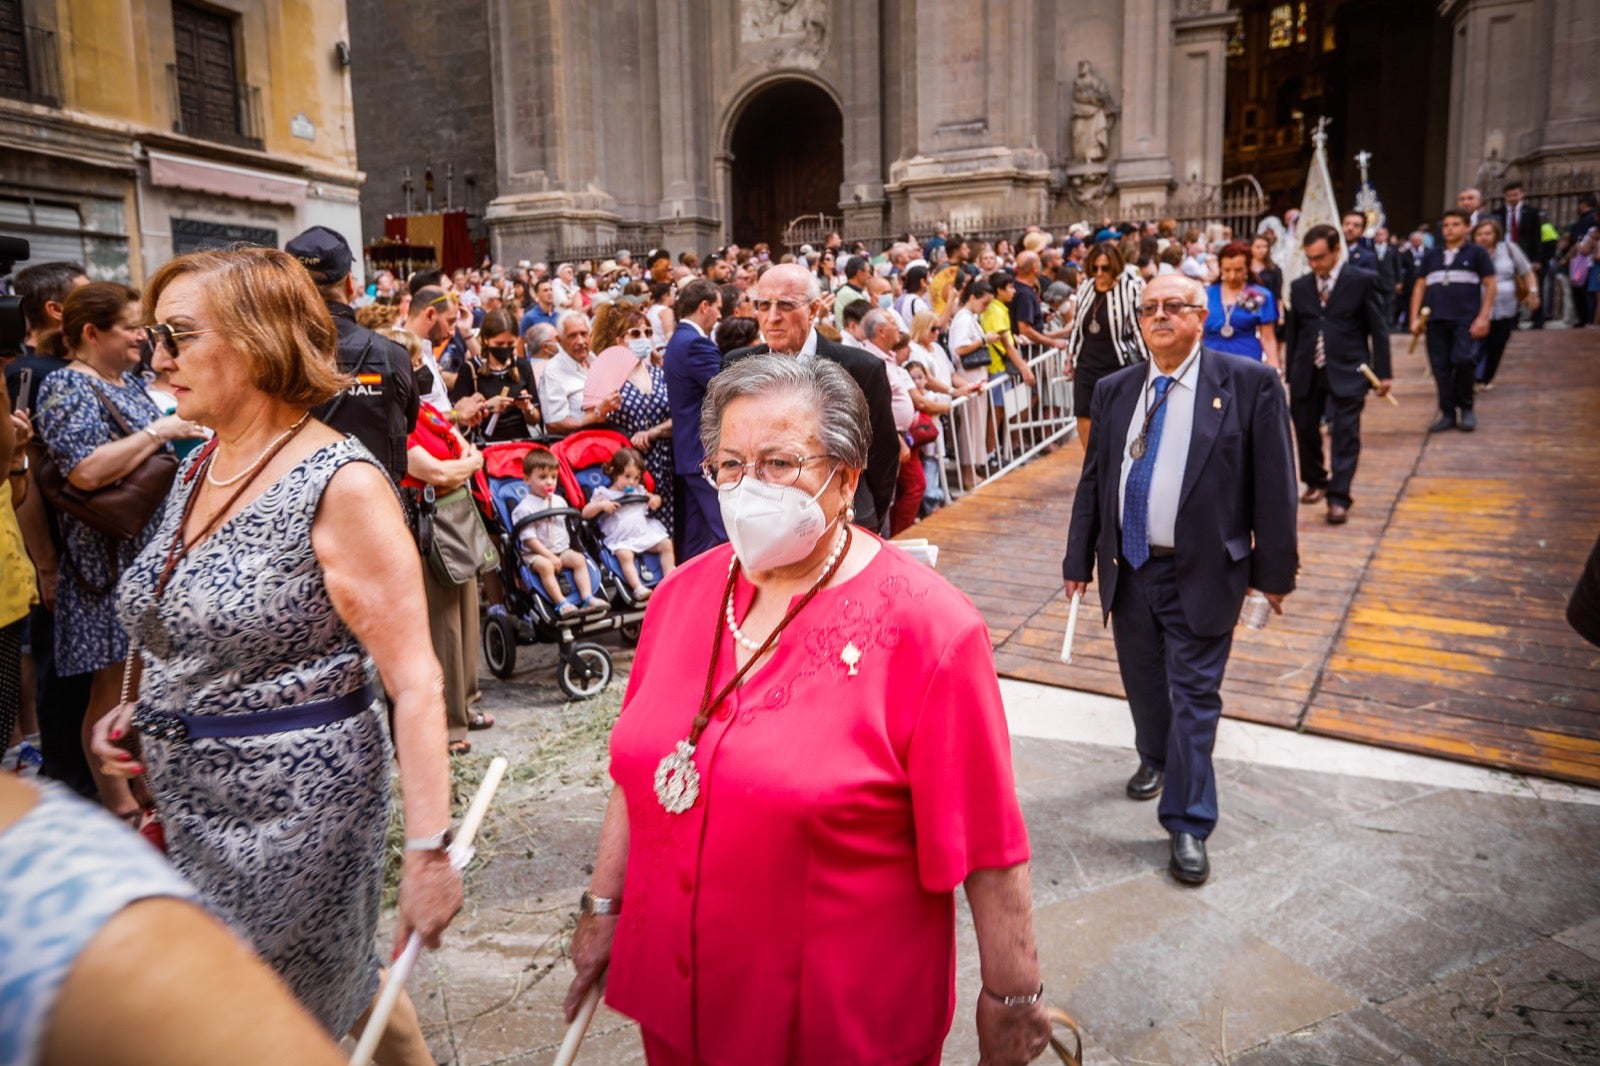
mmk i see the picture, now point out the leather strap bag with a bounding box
[35,382,178,542]
[427,484,499,585]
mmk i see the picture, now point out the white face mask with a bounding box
[628,338,653,361]
[718,467,839,572]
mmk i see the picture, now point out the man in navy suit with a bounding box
[1062,273,1298,886]
[663,278,726,558]
[1342,212,1378,272]
[1283,223,1393,524]
[723,263,900,532]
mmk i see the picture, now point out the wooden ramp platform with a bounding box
[913,328,1600,786]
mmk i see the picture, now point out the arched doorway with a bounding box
[727,80,842,249]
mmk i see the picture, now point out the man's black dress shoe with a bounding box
[1126,763,1164,801]
[1428,411,1456,433]
[1458,408,1477,432]
[1169,832,1209,885]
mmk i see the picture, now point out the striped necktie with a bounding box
[1314,275,1330,368]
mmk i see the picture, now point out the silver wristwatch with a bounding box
[580,890,621,916]
[982,982,1045,1008]
[404,828,454,853]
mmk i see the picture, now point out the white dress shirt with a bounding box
[865,340,915,432]
[538,350,589,424]
[1119,342,1201,551]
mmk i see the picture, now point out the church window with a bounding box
[1227,16,1245,57]
[1295,2,1309,44]
[1268,4,1294,49]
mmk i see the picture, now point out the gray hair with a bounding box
[700,354,870,470]
[527,322,557,348]
[860,308,898,344]
[556,309,589,335]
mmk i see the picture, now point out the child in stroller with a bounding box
[510,448,608,615]
[582,447,676,600]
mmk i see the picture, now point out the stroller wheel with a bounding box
[558,642,613,700]
[483,613,519,680]
[620,620,643,646]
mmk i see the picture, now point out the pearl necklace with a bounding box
[205,414,311,488]
[724,525,849,652]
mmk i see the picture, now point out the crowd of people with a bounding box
[0,174,1589,1063]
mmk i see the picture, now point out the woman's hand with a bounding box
[563,913,618,1023]
[630,430,652,451]
[648,493,662,510]
[976,993,1054,1066]
[394,851,463,956]
[89,702,143,778]
[11,408,32,450]
[149,414,208,441]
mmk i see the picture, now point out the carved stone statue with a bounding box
[741,0,827,51]
[1070,60,1120,164]
[1065,168,1115,213]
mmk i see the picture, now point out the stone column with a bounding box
[838,0,886,234]
[1169,9,1234,192]
[1522,0,1600,165]
[1442,0,1539,194]
[653,0,719,255]
[1113,0,1174,217]
[484,0,620,262]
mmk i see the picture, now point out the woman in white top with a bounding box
[645,282,676,351]
[1471,218,1536,388]
[946,278,999,489]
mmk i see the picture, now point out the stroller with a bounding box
[474,439,642,699]
[549,428,669,612]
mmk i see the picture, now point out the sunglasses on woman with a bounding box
[144,322,221,359]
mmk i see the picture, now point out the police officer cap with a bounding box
[285,225,354,283]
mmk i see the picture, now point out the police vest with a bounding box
[314,308,419,484]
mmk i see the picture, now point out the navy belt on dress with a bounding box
[137,681,378,743]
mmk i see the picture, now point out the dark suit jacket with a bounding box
[1494,203,1544,266]
[662,321,723,476]
[1062,348,1299,637]
[1373,243,1405,295]
[723,334,900,532]
[1282,266,1392,400]
[1346,237,1378,273]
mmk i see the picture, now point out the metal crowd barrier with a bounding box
[927,341,1078,506]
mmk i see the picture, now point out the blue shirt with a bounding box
[1419,243,1494,322]
[519,304,559,336]
[1202,283,1277,361]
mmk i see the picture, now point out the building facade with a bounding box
[1,0,362,284]
[342,0,1598,265]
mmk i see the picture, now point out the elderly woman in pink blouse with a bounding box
[562,354,1052,1064]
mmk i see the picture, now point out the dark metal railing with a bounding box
[166,63,264,150]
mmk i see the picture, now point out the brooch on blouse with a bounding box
[841,642,863,677]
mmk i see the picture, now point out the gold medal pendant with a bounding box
[654,739,701,814]
[1088,320,1101,334]
[1130,436,1147,460]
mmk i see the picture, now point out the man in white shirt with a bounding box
[1062,273,1298,887]
[404,287,484,424]
[538,311,620,436]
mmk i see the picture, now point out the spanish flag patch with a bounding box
[355,373,382,385]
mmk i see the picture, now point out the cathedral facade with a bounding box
[347,0,1598,265]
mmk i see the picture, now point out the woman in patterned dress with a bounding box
[33,282,208,819]
[90,248,460,1063]
[601,306,676,535]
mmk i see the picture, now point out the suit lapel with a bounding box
[1179,349,1229,512]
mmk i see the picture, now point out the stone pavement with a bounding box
[404,665,1600,1065]
[937,680,1600,1064]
